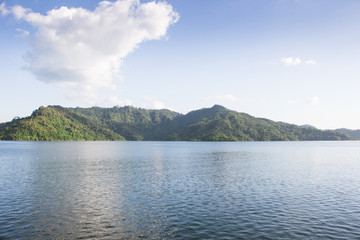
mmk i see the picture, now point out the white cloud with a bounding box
[66,89,132,107]
[305,59,317,65]
[288,96,320,105]
[16,28,30,38]
[281,57,301,66]
[306,96,320,105]
[279,57,317,67]
[152,101,165,109]
[4,0,179,106]
[0,2,9,16]
[144,97,165,109]
[205,94,243,102]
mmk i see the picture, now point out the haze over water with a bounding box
[1,141,360,239]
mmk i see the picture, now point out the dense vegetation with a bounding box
[164,105,353,141]
[0,105,354,141]
[0,106,125,141]
[335,128,360,140]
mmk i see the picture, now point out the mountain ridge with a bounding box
[334,128,360,140]
[0,105,354,141]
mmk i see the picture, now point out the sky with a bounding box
[1,0,360,129]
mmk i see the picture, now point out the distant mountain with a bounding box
[0,105,354,141]
[300,124,317,129]
[334,128,360,140]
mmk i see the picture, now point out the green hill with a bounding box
[165,105,352,141]
[0,106,125,141]
[335,128,360,140]
[0,105,354,141]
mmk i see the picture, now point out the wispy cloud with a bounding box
[306,96,320,105]
[205,94,244,103]
[288,96,320,105]
[15,28,29,38]
[0,2,9,16]
[144,97,165,109]
[280,57,317,67]
[281,57,302,66]
[2,0,179,106]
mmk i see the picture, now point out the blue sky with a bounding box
[1,0,360,129]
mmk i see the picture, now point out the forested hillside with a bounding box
[0,105,353,141]
[335,128,360,140]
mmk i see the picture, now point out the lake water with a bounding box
[1,141,360,239]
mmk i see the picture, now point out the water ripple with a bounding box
[1,141,360,239]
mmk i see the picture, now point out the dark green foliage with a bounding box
[165,105,353,141]
[0,104,354,141]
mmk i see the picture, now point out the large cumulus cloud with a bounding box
[2,0,179,105]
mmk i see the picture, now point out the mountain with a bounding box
[164,105,352,141]
[300,124,317,129]
[0,105,354,141]
[334,128,360,140]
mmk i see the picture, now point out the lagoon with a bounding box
[1,141,360,239]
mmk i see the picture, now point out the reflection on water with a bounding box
[1,141,360,239]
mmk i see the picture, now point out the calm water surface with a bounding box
[1,141,360,239]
